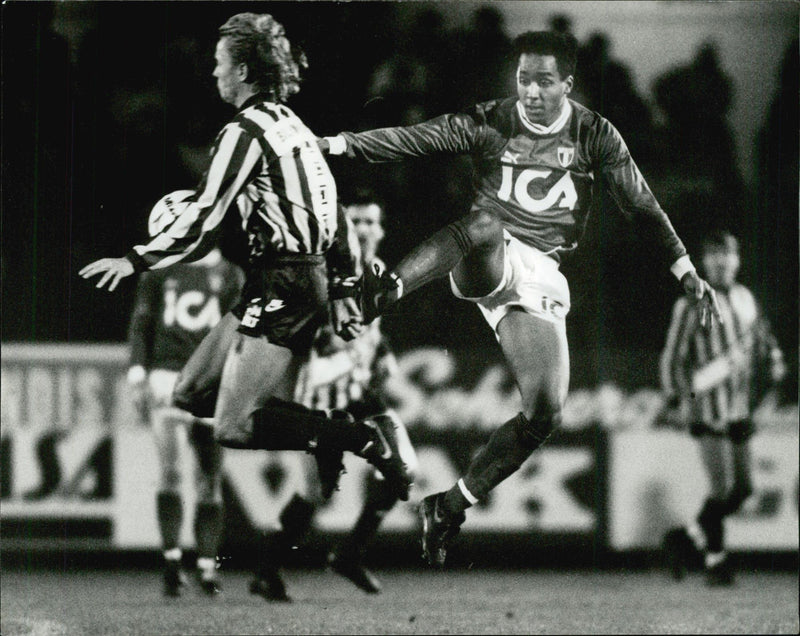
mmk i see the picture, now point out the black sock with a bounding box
[341,474,396,557]
[194,501,223,560]
[248,398,371,452]
[444,413,555,515]
[255,495,316,576]
[157,491,183,551]
[698,498,726,553]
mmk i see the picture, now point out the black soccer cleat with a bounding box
[419,492,466,568]
[249,569,292,603]
[357,416,412,501]
[359,263,400,324]
[163,560,187,597]
[328,550,382,594]
[705,558,735,587]
[196,570,222,596]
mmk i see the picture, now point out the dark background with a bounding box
[2,1,797,395]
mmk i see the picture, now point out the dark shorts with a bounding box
[689,419,755,443]
[233,255,330,355]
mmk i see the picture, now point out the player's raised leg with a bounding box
[213,333,411,500]
[421,308,569,566]
[361,209,506,322]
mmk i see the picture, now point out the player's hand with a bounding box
[79,257,134,291]
[330,296,364,342]
[681,271,722,329]
[316,137,330,154]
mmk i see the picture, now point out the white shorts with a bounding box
[450,230,570,333]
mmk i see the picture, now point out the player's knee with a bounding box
[161,466,182,492]
[447,210,503,256]
[214,414,252,448]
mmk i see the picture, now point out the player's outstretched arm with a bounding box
[680,270,722,329]
[79,257,134,291]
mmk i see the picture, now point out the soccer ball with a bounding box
[148,189,196,237]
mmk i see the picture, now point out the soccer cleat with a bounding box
[359,263,400,324]
[249,569,292,603]
[163,560,187,597]
[357,416,412,501]
[328,550,382,594]
[419,492,466,568]
[196,570,222,596]
[705,559,735,587]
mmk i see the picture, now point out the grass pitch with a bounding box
[2,567,797,635]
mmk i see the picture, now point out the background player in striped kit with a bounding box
[253,191,418,600]
[320,30,722,566]
[79,11,413,596]
[659,230,785,586]
[127,196,244,595]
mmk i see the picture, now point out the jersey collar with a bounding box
[516,99,572,135]
[238,92,274,112]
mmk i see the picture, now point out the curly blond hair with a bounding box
[219,13,307,103]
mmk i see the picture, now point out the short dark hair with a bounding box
[702,229,740,254]
[343,188,385,221]
[345,187,385,210]
[219,13,307,102]
[512,31,578,78]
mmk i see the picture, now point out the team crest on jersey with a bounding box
[557,146,575,168]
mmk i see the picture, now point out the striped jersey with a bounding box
[336,97,687,267]
[128,250,244,371]
[126,95,340,273]
[659,283,774,424]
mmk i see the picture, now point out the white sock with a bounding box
[457,478,479,505]
[164,548,182,562]
[705,551,726,568]
[197,557,217,579]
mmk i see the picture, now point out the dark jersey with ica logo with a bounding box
[339,97,687,267]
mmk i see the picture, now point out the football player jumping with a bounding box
[320,30,721,567]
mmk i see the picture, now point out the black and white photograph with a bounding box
[1,1,797,634]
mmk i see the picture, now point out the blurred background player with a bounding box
[320,30,721,566]
[660,230,785,586]
[127,192,244,596]
[251,190,418,600]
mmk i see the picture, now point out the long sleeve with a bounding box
[593,119,688,267]
[338,112,493,162]
[126,123,264,272]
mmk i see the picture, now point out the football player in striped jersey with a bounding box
[127,200,244,595]
[80,12,413,594]
[319,30,721,566]
[254,191,418,599]
[660,230,785,586]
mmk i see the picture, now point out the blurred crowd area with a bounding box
[1,2,797,396]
